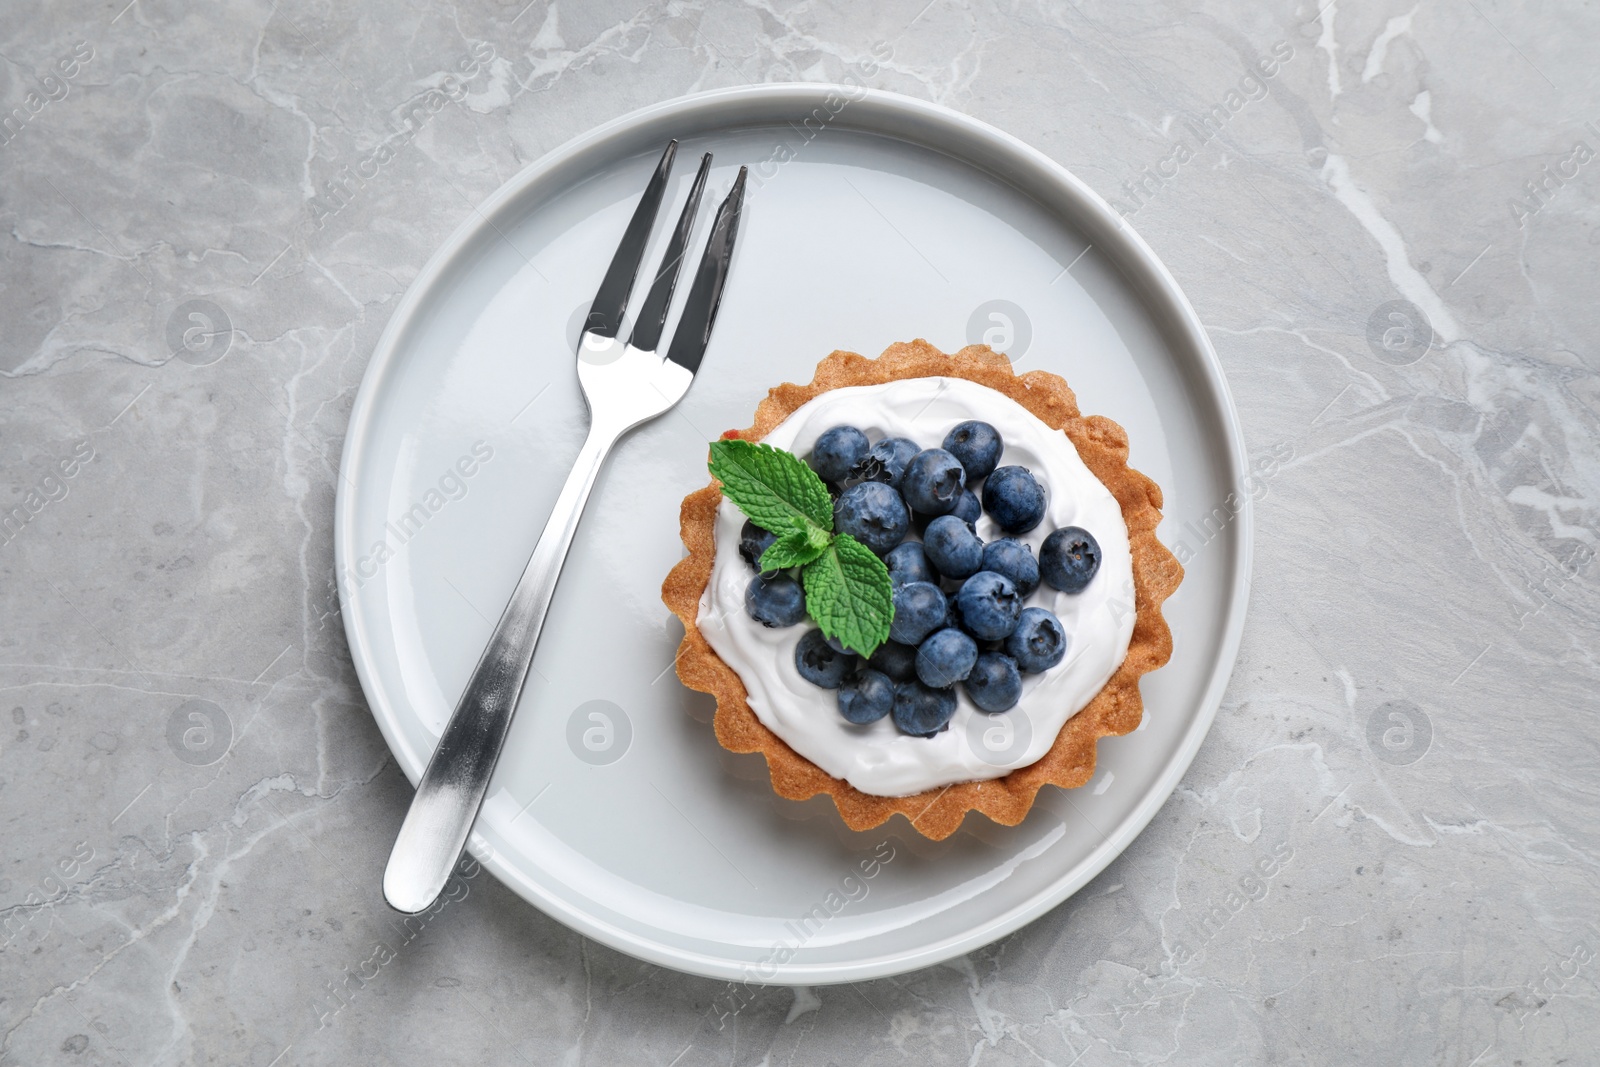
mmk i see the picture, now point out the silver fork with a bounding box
[383,141,747,914]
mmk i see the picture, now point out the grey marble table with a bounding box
[3,1,1597,1064]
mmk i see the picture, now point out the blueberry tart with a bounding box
[661,340,1181,840]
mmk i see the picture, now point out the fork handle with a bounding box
[383,423,617,913]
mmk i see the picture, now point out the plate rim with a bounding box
[335,82,1253,983]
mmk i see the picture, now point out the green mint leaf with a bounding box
[796,515,833,553]
[708,439,834,539]
[801,534,894,657]
[759,518,832,571]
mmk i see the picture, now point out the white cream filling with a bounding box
[697,377,1136,797]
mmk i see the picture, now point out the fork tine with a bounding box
[664,166,746,374]
[628,152,712,354]
[585,140,677,340]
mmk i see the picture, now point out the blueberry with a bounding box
[869,640,919,682]
[1040,526,1102,593]
[943,421,1003,481]
[952,489,982,529]
[837,668,895,724]
[964,652,1022,712]
[955,571,1022,641]
[739,519,777,571]
[981,538,1040,596]
[1005,607,1068,673]
[851,436,919,488]
[808,425,870,483]
[922,514,984,579]
[900,448,966,516]
[885,542,936,588]
[795,629,855,687]
[916,627,979,688]
[833,481,910,555]
[889,581,947,645]
[982,466,1046,534]
[826,635,867,656]
[911,488,979,537]
[891,680,959,737]
[745,573,807,627]
[943,593,966,634]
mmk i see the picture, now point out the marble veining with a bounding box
[2,1,1596,1064]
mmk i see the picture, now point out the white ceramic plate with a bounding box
[336,85,1250,983]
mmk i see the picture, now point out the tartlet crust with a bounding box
[661,340,1182,841]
